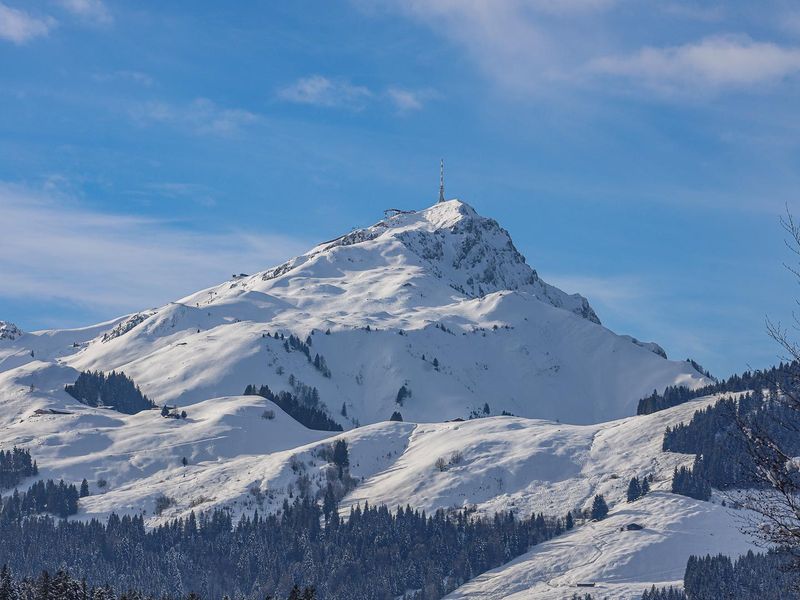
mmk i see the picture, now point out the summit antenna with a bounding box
[438,159,445,203]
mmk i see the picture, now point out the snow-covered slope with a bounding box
[3,372,720,524]
[445,493,756,599]
[0,378,757,597]
[0,198,740,596]
[0,199,708,426]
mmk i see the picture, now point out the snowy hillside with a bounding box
[0,199,708,427]
[445,492,756,599]
[0,380,757,596]
[0,198,744,597]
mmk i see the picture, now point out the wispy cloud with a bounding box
[547,275,721,359]
[0,182,307,314]
[385,87,438,113]
[367,1,565,95]
[131,98,259,137]
[278,75,437,113]
[278,75,373,109]
[365,1,800,102]
[0,3,56,44]
[546,274,645,310]
[590,35,800,94]
[56,0,112,25]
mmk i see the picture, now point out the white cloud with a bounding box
[386,88,423,112]
[590,35,800,93]
[0,182,307,314]
[385,87,438,112]
[131,98,259,137]
[0,3,55,44]
[57,0,112,25]
[279,75,437,113]
[362,1,800,101]
[278,75,373,109]
[360,1,576,96]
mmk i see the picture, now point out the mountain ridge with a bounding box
[1,198,707,427]
[0,199,754,598]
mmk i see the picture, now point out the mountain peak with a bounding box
[200,197,601,326]
[0,321,23,341]
[416,198,476,229]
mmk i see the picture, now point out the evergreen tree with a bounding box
[79,479,90,498]
[332,440,349,478]
[395,385,410,406]
[590,495,608,520]
[671,463,711,501]
[626,477,642,502]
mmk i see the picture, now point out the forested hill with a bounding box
[637,361,797,415]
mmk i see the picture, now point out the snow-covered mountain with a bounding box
[0,321,23,341]
[0,378,757,595]
[0,199,707,427]
[0,198,757,597]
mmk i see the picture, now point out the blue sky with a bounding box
[2,0,800,377]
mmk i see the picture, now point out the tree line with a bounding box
[243,384,342,431]
[573,549,797,599]
[0,566,317,600]
[0,448,37,490]
[636,361,796,415]
[0,478,80,520]
[663,390,800,492]
[65,371,155,415]
[0,494,565,600]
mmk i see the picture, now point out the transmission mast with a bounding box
[438,159,445,203]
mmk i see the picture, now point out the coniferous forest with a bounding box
[683,550,797,599]
[636,361,796,415]
[0,478,79,520]
[0,447,37,490]
[65,371,155,415]
[0,566,317,600]
[663,390,800,491]
[243,384,342,431]
[0,498,562,600]
[578,550,797,600]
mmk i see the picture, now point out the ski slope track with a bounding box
[0,199,754,598]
